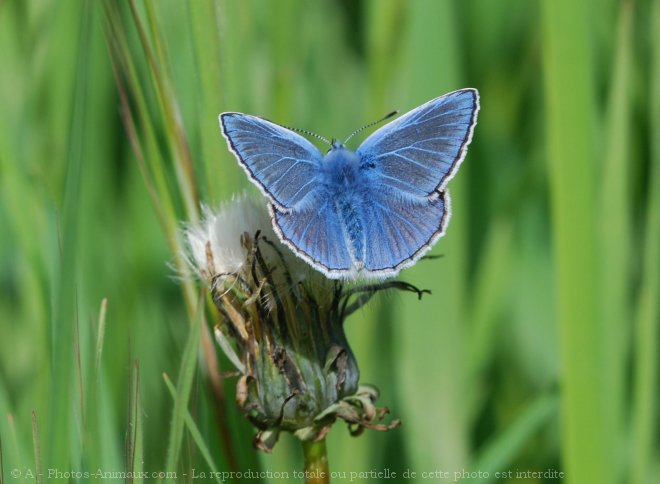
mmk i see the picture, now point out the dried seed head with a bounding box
[183,194,415,451]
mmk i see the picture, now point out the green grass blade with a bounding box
[94,298,108,378]
[186,0,240,203]
[46,0,91,469]
[128,361,144,484]
[467,220,514,384]
[104,0,205,322]
[130,0,200,221]
[31,411,42,484]
[541,1,613,483]
[469,394,559,484]
[163,374,223,484]
[102,1,180,229]
[599,1,633,468]
[164,296,203,479]
[630,2,660,483]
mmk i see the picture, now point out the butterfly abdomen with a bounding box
[335,194,365,266]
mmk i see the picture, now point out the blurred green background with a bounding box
[0,0,658,483]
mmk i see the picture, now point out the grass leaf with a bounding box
[630,2,660,483]
[541,1,613,482]
[163,374,223,484]
[164,295,203,478]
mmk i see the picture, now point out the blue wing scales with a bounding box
[220,113,322,211]
[360,192,449,274]
[271,201,353,275]
[356,89,479,199]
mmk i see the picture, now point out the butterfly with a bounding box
[219,88,479,279]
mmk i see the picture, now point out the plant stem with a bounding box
[302,438,330,484]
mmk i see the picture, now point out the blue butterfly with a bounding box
[219,88,480,279]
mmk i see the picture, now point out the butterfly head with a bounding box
[329,139,345,152]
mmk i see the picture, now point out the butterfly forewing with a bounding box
[220,113,322,211]
[356,89,479,199]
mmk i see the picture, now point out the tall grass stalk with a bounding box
[126,361,144,484]
[599,3,633,474]
[185,0,233,204]
[541,1,612,483]
[46,0,90,469]
[163,374,222,484]
[163,293,201,480]
[630,2,660,483]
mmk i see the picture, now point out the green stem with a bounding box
[301,439,330,484]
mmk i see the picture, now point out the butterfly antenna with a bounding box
[281,124,332,146]
[343,110,399,144]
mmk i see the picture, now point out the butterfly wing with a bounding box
[356,88,479,199]
[359,191,450,276]
[273,189,449,279]
[270,199,354,277]
[220,113,323,212]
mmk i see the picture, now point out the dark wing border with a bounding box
[433,88,480,195]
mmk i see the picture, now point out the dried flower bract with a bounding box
[184,194,429,451]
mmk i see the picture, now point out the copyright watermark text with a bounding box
[8,466,565,481]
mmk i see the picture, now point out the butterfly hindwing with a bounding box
[360,191,449,274]
[356,89,479,199]
[220,113,322,211]
[270,200,354,275]
[271,189,449,278]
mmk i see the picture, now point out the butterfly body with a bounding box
[220,88,479,279]
[325,146,370,267]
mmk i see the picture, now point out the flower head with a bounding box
[183,194,427,450]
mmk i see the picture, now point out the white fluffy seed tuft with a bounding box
[184,194,275,279]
